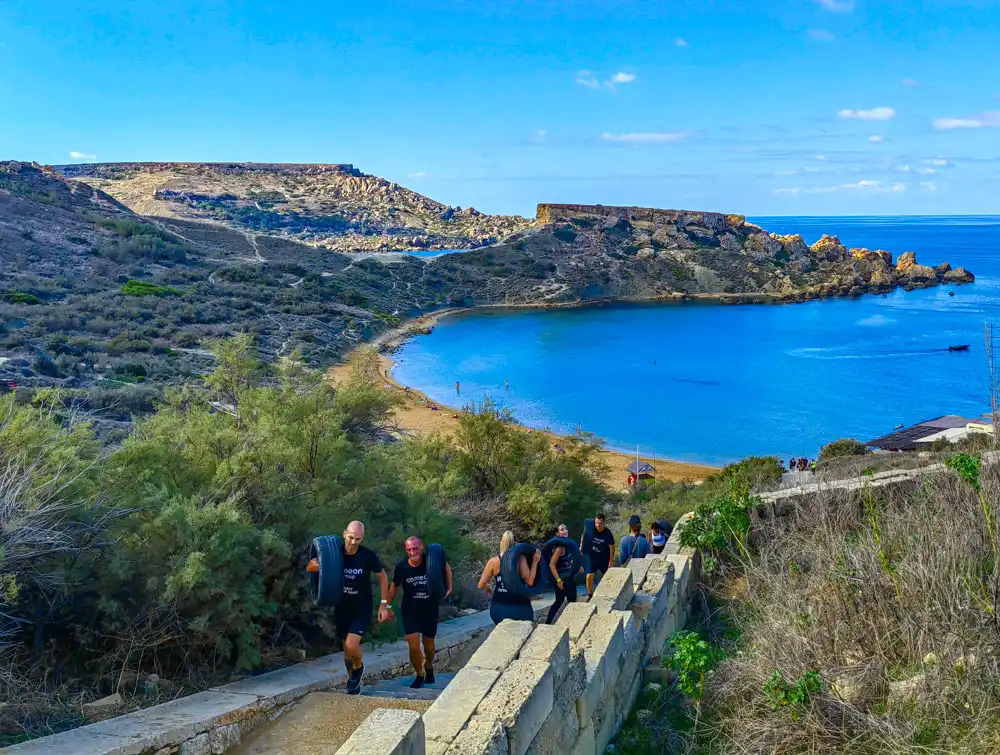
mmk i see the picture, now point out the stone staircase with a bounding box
[362,673,455,701]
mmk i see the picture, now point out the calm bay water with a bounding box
[394,216,1000,466]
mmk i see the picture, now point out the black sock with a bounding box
[424,667,435,684]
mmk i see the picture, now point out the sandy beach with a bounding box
[327,309,718,488]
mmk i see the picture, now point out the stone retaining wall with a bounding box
[2,605,504,755]
[341,514,700,755]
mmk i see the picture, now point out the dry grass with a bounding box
[701,467,1000,754]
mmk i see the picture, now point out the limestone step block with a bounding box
[526,645,586,755]
[626,558,653,590]
[336,708,424,755]
[519,624,570,687]
[590,567,634,610]
[426,741,449,755]
[665,555,690,600]
[423,667,501,745]
[468,620,534,673]
[573,642,606,725]
[648,606,679,657]
[475,660,554,755]
[594,705,623,755]
[579,612,625,687]
[587,597,616,616]
[570,722,596,755]
[632,562,674,624]
[447,717,508,755]
[554,601,596,643]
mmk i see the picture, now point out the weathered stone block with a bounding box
[626,557,653,589]
[666,554,691,596]
[447,717,507,755]
[587,597,616,615]
[337,708,424,755]
[595,704,622,755]
[424,667,501,744]
[468,620,534,672]
[209,723,241,754]
[476,660,554,755]
[180,734,211,755]
[590,567,634,609]
[519,624,570,688]
[570,722,595,755]
[579,612,624,687]
[426,741,449,755]
[554,601,596,643]
[574,643,606,724]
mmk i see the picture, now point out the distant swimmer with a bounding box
[455,381,460,393]
[505,380,510,390]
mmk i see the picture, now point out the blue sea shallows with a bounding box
[394,216,1000,465]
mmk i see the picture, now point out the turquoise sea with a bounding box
[393,217,1000,466]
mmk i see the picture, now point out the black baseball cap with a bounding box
[628,514,641,527]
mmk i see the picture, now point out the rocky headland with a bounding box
[0,161,974,400]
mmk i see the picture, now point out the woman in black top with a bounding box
[545,523,579,624]
[478,530,541,624]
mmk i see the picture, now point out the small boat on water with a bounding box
[949,344,970,351]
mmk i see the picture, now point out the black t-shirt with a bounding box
[342,545,383,604]
[588,528,616,563]
[393,558,436,613]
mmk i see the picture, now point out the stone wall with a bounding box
[341,514,700,755]
[535,203,746,232]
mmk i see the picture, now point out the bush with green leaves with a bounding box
[819,438,869,461]
[762,670,823,714]
[666,630,725,699]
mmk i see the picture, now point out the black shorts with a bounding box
[402,606,438,638]
[586,555,610,575]
[334,601,371,639]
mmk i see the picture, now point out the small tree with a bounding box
[819,438,869,461]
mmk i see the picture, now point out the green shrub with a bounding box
[819,438,869,460]
[120,280,182,297]
[666,630,725,699]
[3,292,40,305]
[762,670,823,714]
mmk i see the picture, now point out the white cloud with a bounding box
[407,171,428,179]
[817,0,854,11]
[916,167,935,175]
[815,154,828,161]
[600,131,691,144]
[869,135,885,142]
[897,164,912,172]
[674,38,689,47]
[920,181,937,191]
[808,29,836,41]
[610,72,636,84]
[933,111,1000,130]
[838,106,896,121]
[69,151,96,160]
[900,78,919,87]
[575,70,600,89]
[923,157,948,167]
[775,179,906,196]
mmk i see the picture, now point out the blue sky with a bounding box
[1,0,998,217]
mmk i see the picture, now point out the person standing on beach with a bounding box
[582,513,616,599]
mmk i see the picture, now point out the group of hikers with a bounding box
[320,513,672,695]
[787,456,816,473]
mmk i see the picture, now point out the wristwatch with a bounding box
[380,599,388,605]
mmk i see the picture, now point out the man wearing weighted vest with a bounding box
[387,536,453,689]
[337,521,392,695]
